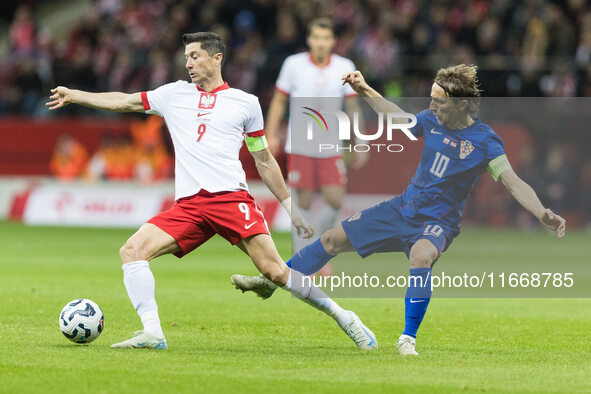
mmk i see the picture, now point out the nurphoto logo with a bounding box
[302,107,418,153]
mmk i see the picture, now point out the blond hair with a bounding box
[434,64,482,118]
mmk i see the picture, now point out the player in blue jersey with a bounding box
[231,64,566,355]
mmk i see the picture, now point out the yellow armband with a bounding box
[487,154,512,181]
[245,135,268,152]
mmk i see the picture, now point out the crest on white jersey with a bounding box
[199,93,217,109]
[459,140,474,159]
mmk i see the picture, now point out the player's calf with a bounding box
[401,239,437,350]
[257,258,290,286]
[320,225,353,255]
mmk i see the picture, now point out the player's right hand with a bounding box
[539,208,566,238]
[46,87,73,110]
[342,70,368,94]
[292,215,314,239]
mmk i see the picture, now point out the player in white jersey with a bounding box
[46,32,377,350]
[266,18,368,274]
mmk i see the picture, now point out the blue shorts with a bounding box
[341,197,458,259]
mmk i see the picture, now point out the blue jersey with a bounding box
[395,109,506,230]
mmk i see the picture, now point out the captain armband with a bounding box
[487,154,512,182]
[245,135,268,152]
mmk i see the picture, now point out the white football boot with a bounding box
[339,311,378,350]
[111,330,168,349]
[231,274,278,300]
[397,334,419,355]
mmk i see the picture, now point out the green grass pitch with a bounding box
[0,221,589,393]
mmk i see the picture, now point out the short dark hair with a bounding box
[182,32,226,66]
[306,17,334,36]
[434,64,482,118]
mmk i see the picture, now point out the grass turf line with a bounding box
[0,221,589,393]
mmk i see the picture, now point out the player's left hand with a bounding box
[539,208,566,238]
[341,70,369,94]
[292,216,314,239]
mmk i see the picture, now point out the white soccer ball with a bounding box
[59,299,104,344]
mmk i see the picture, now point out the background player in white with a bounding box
[266,18,368,274]
[46,32,377,350]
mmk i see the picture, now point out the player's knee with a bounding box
[119,239,147,264]
[298,200,312,210]
[322,190,343,210]
[119,242,134,263]
[409,245,438,268]
[326,199,342,210]
[260,262,288,285]
[321,229,341,255]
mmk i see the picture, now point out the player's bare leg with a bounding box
[235,233,377,350]
[315,185,346,276]
[409,239,438,269]
[119,223,181,263]
[235,234,290,285]
[232,223,355,298]
[320,223,355,254]
[112,223,181,349]
[320,185,344,208]
[295,189,314,211]
[398,239,438,356]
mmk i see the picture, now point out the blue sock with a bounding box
[403,267,432,338]
[286,238,334,275]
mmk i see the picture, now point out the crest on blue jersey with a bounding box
[459,140,474,159]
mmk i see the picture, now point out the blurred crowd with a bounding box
[3,0,591,116]
[50,116,172,183]
[468,142,591,228]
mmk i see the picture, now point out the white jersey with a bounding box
[275,52,357,157]
[141,80,264,200]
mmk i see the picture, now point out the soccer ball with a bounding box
[59,299,104,344]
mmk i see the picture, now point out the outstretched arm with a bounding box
[46,86,144,113]
[344,96,369,169]
[342,70,405,115]
[250,146,313,239]
[499,168,566,238]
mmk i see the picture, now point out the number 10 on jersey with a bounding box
[197,124,207,142]
[430,152,450,178]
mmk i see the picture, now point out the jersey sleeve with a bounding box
[410,109,430,138]
[275,57,292,95]
[244,97,264,137]
[344,59,358,97]
[485,132,511,181]
[142,81,179,117]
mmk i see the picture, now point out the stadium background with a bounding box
[1,0,590,229]
[1,0,590,230]
[1,2,590,393]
